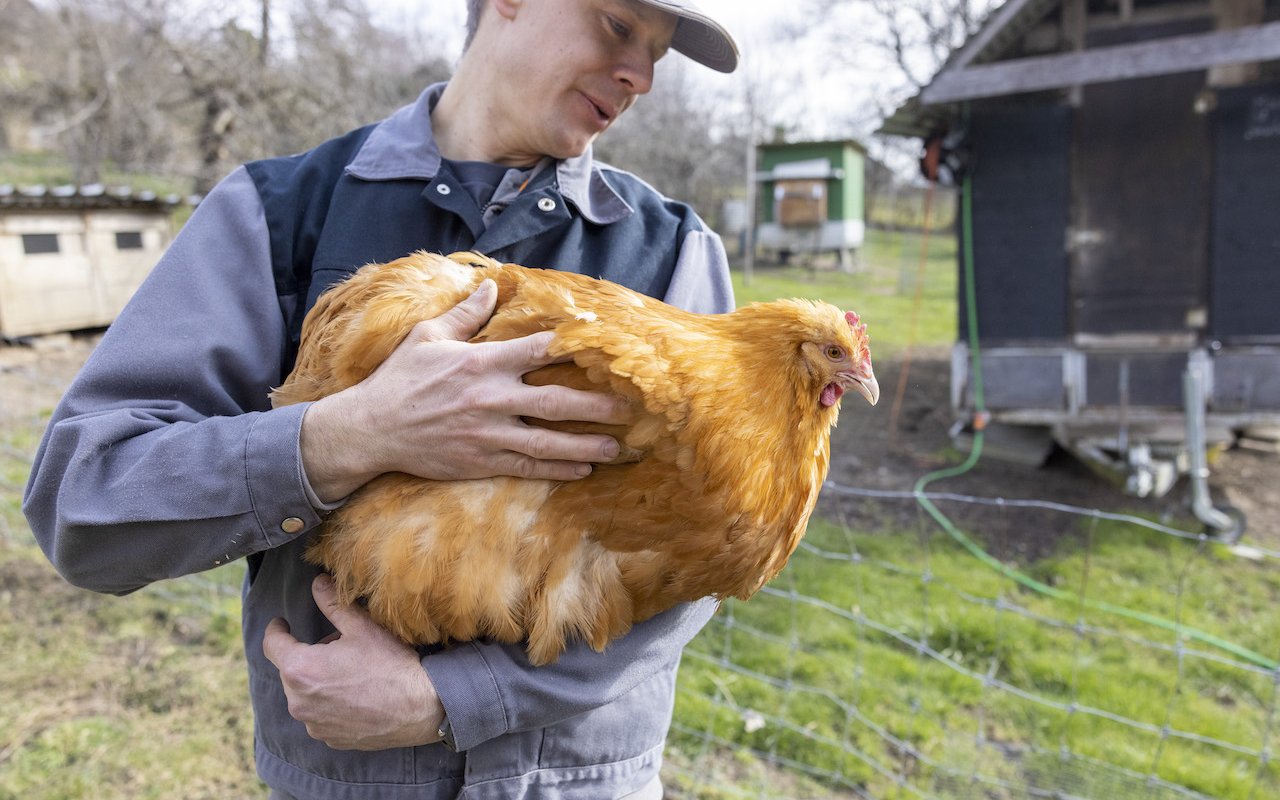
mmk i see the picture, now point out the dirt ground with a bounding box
[820,345,1280,558]
[4,333,1279,558]
[0,333,99,422]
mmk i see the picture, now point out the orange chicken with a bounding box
[271,251,879,664]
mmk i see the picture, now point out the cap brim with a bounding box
[640,1,739,73]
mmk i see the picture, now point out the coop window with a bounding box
[115,231,144,250]
[21,233,60,255]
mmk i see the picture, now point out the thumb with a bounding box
[311,573,372,636]
[416,279,497,343]
[262,616,302,667]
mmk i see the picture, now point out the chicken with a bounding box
[271,251,879,665]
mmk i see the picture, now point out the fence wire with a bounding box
[4,343,1278,799]
[666,480,1280,800]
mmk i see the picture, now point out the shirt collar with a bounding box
[344,82,631,226]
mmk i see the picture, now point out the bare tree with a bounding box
[859,0,990,90]
[595,59,743,226]
[3,0,451,193]
[16,1,135,183]
[803,0,997,194]
[164,18,267,193]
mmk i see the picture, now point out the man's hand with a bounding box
[262,574,444,751]
[300,279,626,502]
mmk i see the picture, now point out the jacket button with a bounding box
[435,183,451,196]
[537,197,556,212]
[280,517,305,534]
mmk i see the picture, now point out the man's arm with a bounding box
[424,599,718,751]
[23,168,317,593]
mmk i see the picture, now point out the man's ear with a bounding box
[492,0,523,22]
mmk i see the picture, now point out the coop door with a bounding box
[774,179,827,229]
[1210,84,1280,343]
[1070,42,1211,338]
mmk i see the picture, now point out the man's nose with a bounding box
[615,51,656,96]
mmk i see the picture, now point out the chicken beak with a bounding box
[856,372,880,406]
[841,368,880,406]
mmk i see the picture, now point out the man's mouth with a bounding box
[582,93,615,125]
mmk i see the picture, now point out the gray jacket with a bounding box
[24,84,733,798]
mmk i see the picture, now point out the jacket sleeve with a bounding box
[423,221,735,751]
[22,167,326,594]
[424,598,717,751]
[662,227,735,315]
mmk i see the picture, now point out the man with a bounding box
[24,0,738,797]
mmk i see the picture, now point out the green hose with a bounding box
[911,163,1278,672]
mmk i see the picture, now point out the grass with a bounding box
[667,518,1280,799]
[731,227,958,358]
[0,152,195,228]
[0,152,191,197]
[0,395,257,799]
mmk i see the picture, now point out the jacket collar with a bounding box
[344,83,632,226]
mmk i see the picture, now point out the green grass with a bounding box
[668,518,1280,799]
[0,152,191,197]
[732,227,958,357]
[11,499,1272,799]
[0,547,258,800]
[0,412,260,799]
[0,152,195,228]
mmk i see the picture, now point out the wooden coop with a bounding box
[881,0,1280,535]
[754,140,866,270]
[0,185,181,339]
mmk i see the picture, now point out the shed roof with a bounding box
[880,0,1280,138]
[758,138,869,154]
[0,183,199,212]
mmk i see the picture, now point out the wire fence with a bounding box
[664,479,1280,800]
[4,340,1278,799]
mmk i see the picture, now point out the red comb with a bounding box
[844,310,872,367]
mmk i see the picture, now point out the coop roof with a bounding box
[0,183,200,212]
[880,0,1280,138]
[757,138,868,154]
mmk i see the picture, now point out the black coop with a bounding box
[882,0,1280,535]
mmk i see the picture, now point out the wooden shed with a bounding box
[754,140,866,269]
[881,0,1280,512]
[0,184,180,338]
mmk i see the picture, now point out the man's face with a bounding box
[487,0,677,163]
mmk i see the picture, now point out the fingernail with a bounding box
[575,464,592,477]
[602,440,619,458]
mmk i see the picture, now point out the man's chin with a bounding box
[551,130,604,161]
[553,142,594,161]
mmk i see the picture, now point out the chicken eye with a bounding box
[825,345,845,361]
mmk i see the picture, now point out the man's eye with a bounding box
[607,16,631,39]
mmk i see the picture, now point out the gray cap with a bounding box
[638,0,739,73]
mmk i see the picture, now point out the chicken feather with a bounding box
[271,251,878,665]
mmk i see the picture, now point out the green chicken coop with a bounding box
[755,139,866,270]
